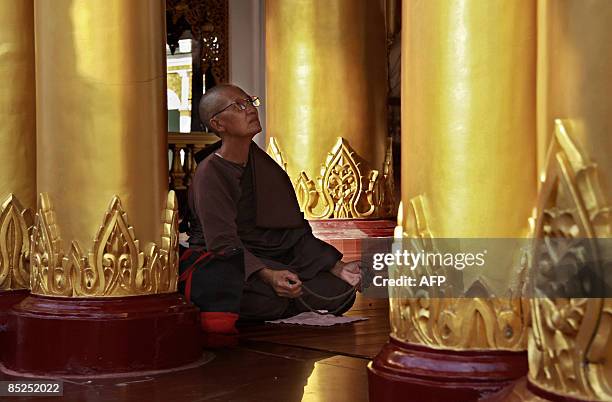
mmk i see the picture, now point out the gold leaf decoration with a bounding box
[266,137,287,172]
[30,192,179,297]
[268,137,394,219]
[529,120,611,401]
[158,191,180,293]
[379,137,396,217]
[294,172,318,214]
[0,194,34,290]
[30,193,71,296]
[391,196,529,350]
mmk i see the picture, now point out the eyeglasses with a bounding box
[209,96,261,120]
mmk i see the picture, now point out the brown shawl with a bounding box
[194,140,303,229]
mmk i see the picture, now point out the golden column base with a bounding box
[0,191,203,377]
[30,191,179,298]
[390,197,530,353]
[0,195,33,329]
[0,195,33,292]
[524,121,611,402]
[267,137,395,219]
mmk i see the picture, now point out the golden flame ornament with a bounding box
[30,192,179,297]
[0,194,33,291]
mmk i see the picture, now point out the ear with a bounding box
[208,117,224,134]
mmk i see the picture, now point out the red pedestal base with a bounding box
[0,289,29,325]
[0,289,29,354]
[368,336,528,402]
[1,293,202,377]
[310,219,395,260]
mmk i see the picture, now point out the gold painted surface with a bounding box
[35,0,168,248]
[394,0,537,352]
[265,0,388,198]
[536,0,612,200]
[266,137,287,172]
[30,192,179,297]
[502,379,548,402]
[529,121,611,401]
[0,195,34,291]
[268,137,394,219]
[402,0,537,238]
[390,197,529,351]
[0,0,36,208]
[530,2,612,398]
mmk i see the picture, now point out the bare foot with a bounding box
[331,260,362,288]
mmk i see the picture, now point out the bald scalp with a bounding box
[198,84,242,132]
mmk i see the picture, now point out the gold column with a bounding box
[265,0,392,219]
[536,0,612,200]
[396,0,536,349]
[33,0,176,297]
[0,0,36,291]
[526,1,612,400]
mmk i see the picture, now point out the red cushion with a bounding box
[200,312,239,334]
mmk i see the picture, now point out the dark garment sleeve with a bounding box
[192,158,267,280]
[287,220,343,281]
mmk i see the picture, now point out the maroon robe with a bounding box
[186,141,355,320]
[187,141,342,280]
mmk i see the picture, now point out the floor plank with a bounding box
[240,296,390,359]
[0,297,389,401]
[1,346,371,402]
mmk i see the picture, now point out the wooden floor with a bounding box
[1,295,390,402]
[240,295,389,359]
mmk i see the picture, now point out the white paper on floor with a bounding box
[265,311,368,326]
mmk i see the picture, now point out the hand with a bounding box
[331,260,362,289]
[258,268,303,298]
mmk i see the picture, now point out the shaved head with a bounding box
[198,83,261,139]
[199,84,246,132]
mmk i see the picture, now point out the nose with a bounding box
[246,105,258,116]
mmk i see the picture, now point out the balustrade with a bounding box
[168,132,219,191]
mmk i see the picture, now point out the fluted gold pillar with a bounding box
[397,0,536,348]
[526,1,612,400]
[265,0,391,219]
[33,0,175,297]
[0,0,36,291]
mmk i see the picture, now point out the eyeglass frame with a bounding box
[208,96,261,121]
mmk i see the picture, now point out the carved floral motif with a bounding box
[528,120,611,400]
[390,196,529,350]
[266,137,395,219]
[30,192,179,297]
[0,194,33,290]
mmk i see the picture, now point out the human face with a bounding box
[209,87,262,138]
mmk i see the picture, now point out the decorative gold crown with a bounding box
[30,191,179,297]
[390,195,529,351]
[267,136,395,219]
[528,120,611,400]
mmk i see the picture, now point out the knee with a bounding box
[239,292,289,321]
[328,292,356,315]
